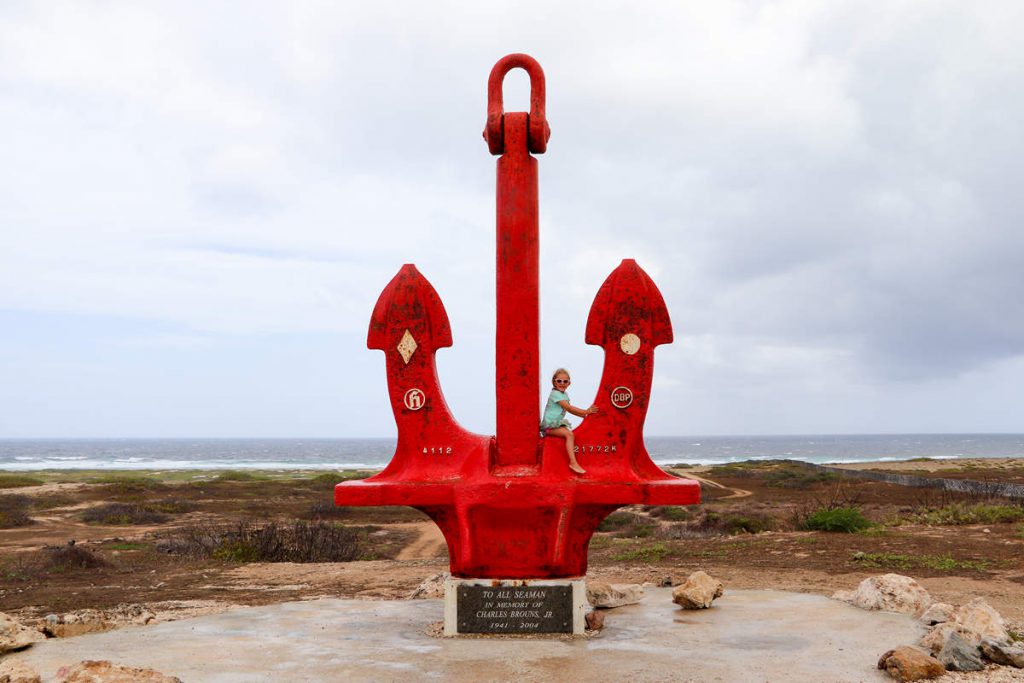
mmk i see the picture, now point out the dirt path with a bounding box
[678,472,752,499]
[395,522,446,561]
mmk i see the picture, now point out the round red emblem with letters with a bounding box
[610,386,633,409]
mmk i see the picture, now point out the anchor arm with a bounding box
[574,259,675,480]
[365,264,479,479]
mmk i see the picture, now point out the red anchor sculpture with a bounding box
[336,54,700,579]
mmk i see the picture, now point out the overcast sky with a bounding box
[1,1,1022,438]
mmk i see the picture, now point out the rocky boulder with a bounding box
[951,598,1008,645]
[42,604,155,638]
[586,582,644,609]
[0,613,44,654]
[934,629,984,672]
[42,610,109,639]
[980,638,1024,668]
[672,571,724,610]
[54,660,182,683]
[920,623,955,655]
[832,574,932,617]
[0,658,42,683]
[584,610,605,631]
[877,647,945,681]
[918,603,954,626]
[408,572,448,599]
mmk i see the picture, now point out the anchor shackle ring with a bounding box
[484,53,550,155]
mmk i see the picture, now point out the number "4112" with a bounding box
[422,446,453,454]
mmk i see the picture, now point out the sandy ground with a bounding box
[835,458,1024,473]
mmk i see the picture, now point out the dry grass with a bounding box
[3,544,110,581]
[158,519,371,563]
[81,503,170,525]
[0,495,34,528]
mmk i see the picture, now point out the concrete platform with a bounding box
[13,589,926,682]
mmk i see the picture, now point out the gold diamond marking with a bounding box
[620,333,641,355]
[397,329,418,364]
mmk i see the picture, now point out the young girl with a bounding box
[540,368,598,474]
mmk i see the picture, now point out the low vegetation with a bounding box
[597,511,635,532]
[687,510,775,535]
[802,506,872,533]
[892,502,1024,526]
[0,474,44,489]
[646,506,690,521]
[0,495,34,528]
[213,470,267,482]
[160,520,371,563]
[613,542,671,563]
[763,466,839,489]
[707,461,840,489]
[851,551,990,572]
[97,476,169,495]
[4,544,110,581]
[81,503,170,525]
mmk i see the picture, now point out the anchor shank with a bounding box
[495,112,540,470]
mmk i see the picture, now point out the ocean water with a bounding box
[0,434,1022,471]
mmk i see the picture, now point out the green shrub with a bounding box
[0,474,44,488]
[303,471,370,490]
[648,506,690,521]
[97,476,168,494]
[107,542,148,551]
[689,510,775,535]
[723,514,773,535]
[706,462,762,478]
[614,522,658,539]
[597,511,636,532]
[803,507,872,533]
[214,470,265,482]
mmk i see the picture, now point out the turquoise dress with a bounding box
[541,389,572,431]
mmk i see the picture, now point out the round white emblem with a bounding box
[619,333,641,355]
[610,386,634,409]
[403,388,426,411]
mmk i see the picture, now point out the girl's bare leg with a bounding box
[549,426,585,474]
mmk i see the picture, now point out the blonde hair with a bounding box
[551,368,570,386]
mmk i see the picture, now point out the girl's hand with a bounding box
[587,405,599,415]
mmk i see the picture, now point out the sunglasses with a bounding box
[554,379,570,384]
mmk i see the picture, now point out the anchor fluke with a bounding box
[585,259,673,350]
[368,264,452,353]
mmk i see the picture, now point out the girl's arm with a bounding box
[557,400,599,418]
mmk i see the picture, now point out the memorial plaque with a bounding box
[457,584,573,634]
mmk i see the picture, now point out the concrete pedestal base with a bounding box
[443,577,586,636]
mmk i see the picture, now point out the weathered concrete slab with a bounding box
[13,589,926,682]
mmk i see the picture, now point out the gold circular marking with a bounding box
[620,333,641,355]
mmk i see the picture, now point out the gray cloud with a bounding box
[1,1,1021,436]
